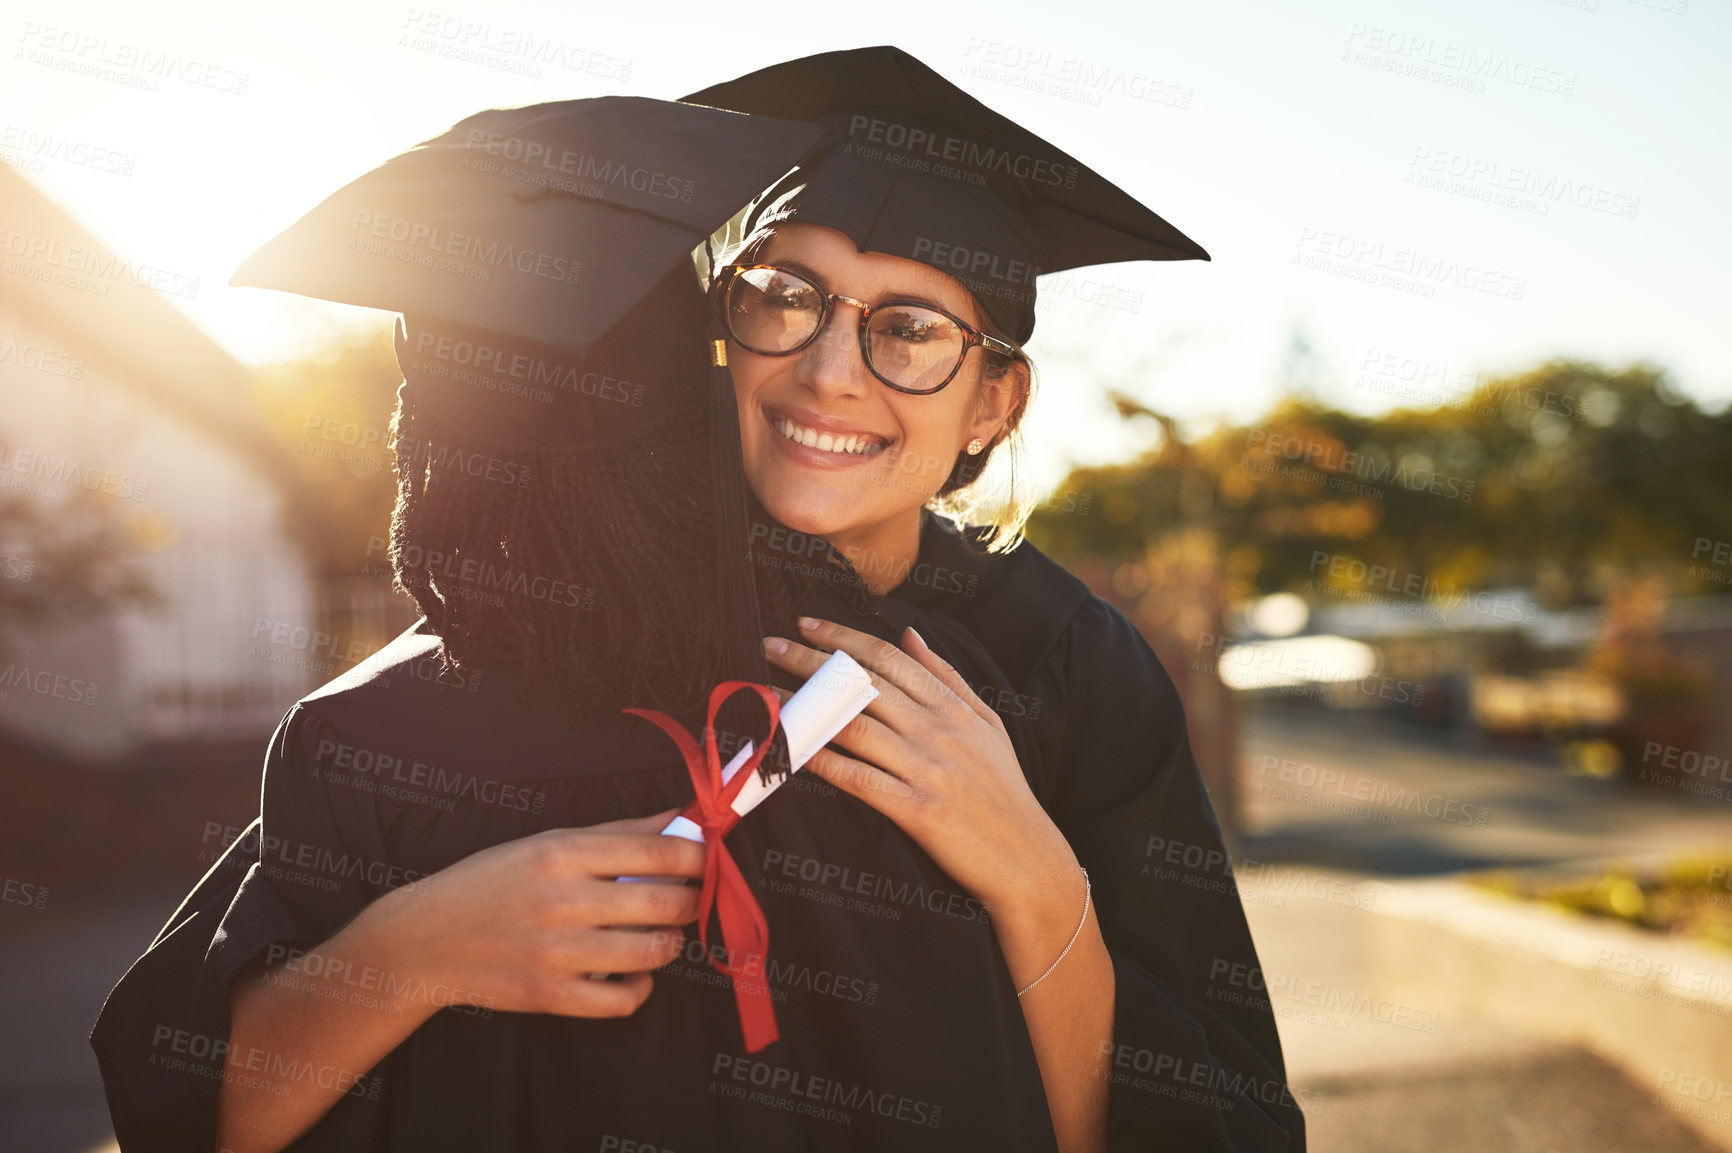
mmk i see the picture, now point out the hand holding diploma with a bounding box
[657,648,879,844]
[612,650,877,1052]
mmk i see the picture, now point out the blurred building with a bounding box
[0,160,315,765]
[1224,587,1732,791]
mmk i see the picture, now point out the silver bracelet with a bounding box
[1016,868,1090,997]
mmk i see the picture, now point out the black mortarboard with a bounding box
[232,96,819,356]
[681,45,1210,344]
[388,258,710,452]
[231,96,822,684]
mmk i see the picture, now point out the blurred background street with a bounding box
[1233,711,1732,1153]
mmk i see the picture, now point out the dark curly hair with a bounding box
[385,265,731,728]
[384,259,884,737]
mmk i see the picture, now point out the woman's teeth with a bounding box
[775,417,883,456]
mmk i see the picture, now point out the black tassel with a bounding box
[706,341,790,784]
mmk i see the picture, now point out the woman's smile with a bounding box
[762,403,892,468]
[727,223,1024,580]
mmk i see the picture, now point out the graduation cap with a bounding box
[232,95,819,355]
[386,260,708,453]
[681,45,1210,344]
[231,96,824,682]
[232,95,820,445]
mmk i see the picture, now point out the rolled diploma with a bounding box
[657,648,877,845]
[598,650,877,972]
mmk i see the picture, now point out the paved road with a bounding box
[1236,861,1728,1152]
[0,886,178,1153]
[1234,706,1732,876]
[1232,705,1732,1152]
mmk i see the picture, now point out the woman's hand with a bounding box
[380,808,707,1018]
[219,810,706,1153]
[765,618,1113,1153]
[763,618,1087,985]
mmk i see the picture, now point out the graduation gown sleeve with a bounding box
[1037,598,1307,1153]
[90,701,396,1153]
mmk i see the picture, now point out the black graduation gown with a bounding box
[89,519,1301,1153]
[884,515,1307,1151]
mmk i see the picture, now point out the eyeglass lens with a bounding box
[725,266,968,393]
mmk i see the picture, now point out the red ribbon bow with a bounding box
[624,681,781,1053]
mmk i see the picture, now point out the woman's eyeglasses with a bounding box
[715,263,1025,395]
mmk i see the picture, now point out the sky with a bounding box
[4,0,1728,488]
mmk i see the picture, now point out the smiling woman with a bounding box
[723,221,1031,593]
[684,45,1305,1153]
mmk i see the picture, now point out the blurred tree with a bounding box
[0,484,159,644]
[1034,390,1243,827]
[1030,359,1732,608]
[1276,321,1326,401]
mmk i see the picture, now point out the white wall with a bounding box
[0,302,313,762]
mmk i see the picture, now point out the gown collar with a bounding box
[884,510,1012,611]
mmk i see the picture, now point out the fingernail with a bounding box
[797,617,819,631]
[905,626,926,648]
[763,636,788,655]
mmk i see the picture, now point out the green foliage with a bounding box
[1028,360,1732,607]
[0,486,160,644]
[1469,855,1732,950]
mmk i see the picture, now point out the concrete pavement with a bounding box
[1232,705,1732,1152]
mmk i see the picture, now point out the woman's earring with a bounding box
[966,438,987,456]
